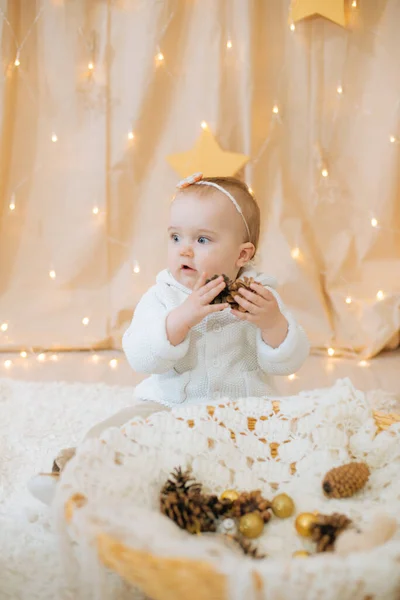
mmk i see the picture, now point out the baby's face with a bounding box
[168,190,248,289]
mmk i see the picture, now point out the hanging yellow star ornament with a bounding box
[289,0,346,27]
[167,128,249,179]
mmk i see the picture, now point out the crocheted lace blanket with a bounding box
[54,378,400,600]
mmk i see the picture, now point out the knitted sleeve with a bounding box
[256,287,310,376]
[122,286,191,374]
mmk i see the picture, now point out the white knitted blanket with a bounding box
[54,379,400,600]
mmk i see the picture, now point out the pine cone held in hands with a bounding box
[206,274,256,313]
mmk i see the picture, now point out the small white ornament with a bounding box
[217,517,237,535]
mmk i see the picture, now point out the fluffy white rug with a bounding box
[1,377,399,600]
[0,378,137,600]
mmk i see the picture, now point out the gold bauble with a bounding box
[239,512,264,539]
[271,494,295,518]
[220,489,239,502]
[292,550,310,558]
[295,513,319,537]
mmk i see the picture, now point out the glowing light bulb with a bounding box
[49,270,56,279]
[155,52,164,63]
[345,296,352,304]
[82,317,89,326]
[1,323,8,332]
[133,262,140,274]
[248,187,254,195]
[88,62,94,70]
[371,218,378,227]
[20,351,27,358]
[14,57,20,67]
[359,360,369,367]
[322,168,329,178]
[376,290,384,301]
[201,121,208,130]
[290,23,296,31]
[92,206,99,215]
[288,374,296,381]
[9,202,15,211]
[352,0,357,6]
[4,359,12,369]
[51,133,58,143]
[38,353,46,362]
[226,40,232,49]
[109,358,118,369]
[336,85,343,94]
[92,354,99,363]
[128,131,135,140]
[50,354,58,361]
[272,105,279,114]
[327,347,335,357]
[291,247,300,259]
[390,135,396,143]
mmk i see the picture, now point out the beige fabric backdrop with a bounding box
[0,0,399,359]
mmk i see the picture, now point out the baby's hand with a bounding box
[166,273,228,346]
[231,283,288,345]
[180,272,229,329]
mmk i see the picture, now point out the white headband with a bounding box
[176,173,251,240]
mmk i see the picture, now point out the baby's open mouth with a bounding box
[181,265,196,272]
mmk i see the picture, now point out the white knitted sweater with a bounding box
[122,267,309,406]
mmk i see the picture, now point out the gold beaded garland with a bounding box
[220,489,240,502]
[271,493,295,518]
[295,513,319,537]
[238,512,264,539]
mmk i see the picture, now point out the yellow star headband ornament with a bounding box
[167,127,249,179]
[289,0,346,27]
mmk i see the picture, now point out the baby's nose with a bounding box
[180,245,194,257]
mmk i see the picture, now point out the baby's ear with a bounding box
[237,242,255,267]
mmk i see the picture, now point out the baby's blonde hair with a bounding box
[178,176,260,252]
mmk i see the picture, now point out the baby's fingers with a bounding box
[199,275,224,297]
[205,303,229,315]
[193,272,208,292]
[201,280,226,304]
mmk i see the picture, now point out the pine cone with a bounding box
[310,513,352,552]
[206,494,235,518]
[207,274,256,313]
[160,467,202,498]
[231,535,266,559]
[228,277,255,312]
[160,468,233,533]
[322,462,370,499]
[206,274,232,305]
[160,490,217,534]
[232,490,272,523]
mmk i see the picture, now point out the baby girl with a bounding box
[29,173,309,504]
[123,173,309,405]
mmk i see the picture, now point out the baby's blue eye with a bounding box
[170,234,180,242]
[198,236,210,244]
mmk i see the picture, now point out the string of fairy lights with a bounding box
[1,0,399,376]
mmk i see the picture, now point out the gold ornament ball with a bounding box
[292,550,310,559]
[271,493,295,518]
[220,489,239,502]
[295,513,319,537]
[239,512,264,539]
